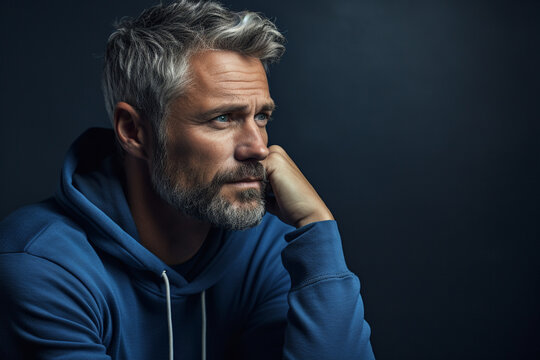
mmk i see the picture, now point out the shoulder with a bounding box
[0,199,111,318]
[0,198,81,251]
[0,198,104,284]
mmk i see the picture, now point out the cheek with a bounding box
[262,128,269,145]
[169,133,235,182]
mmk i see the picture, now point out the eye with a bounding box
[214,114,230,123]
[254,113,272,125]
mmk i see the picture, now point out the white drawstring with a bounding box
[161,271,207,360]
[201,290,207,360]
[161,271,174,360]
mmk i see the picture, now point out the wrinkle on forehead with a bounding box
[190,50,269,92]
[169,50,272,118]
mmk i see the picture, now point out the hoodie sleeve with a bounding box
[281,220,375,359]
[0,252,111,360]
[240,220,375,359]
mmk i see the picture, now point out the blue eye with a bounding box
[255,113,271,123]
[215,114,229,122]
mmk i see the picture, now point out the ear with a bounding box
[113,102,150,160]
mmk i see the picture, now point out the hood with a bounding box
[55,127,254,296]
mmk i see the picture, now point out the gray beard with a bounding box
[150,141,267,230]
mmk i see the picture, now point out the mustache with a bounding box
[212,162,267,186]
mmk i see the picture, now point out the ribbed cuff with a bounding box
[282,220,350,288]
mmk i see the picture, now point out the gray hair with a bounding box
[102,0,285,137]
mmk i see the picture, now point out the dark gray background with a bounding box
[1,0,539,359]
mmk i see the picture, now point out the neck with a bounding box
[123,154,210,265]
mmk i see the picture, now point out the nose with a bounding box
[234,119,269,161]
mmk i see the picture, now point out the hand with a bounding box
[261,145,334,228]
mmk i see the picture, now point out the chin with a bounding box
[210,195,266,230]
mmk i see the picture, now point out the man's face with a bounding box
[150,50,273,229]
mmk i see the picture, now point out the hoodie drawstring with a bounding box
[161,271,207,360]
[201,290,207,360]
[161,271,174,360]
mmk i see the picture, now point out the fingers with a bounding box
[261,144,334,228]
[265,145,300,172]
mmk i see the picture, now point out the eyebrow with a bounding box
[199,101,276,119]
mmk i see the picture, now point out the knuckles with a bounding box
[264,145,298,172]
[268,144,286,154]
[265,149,287,166]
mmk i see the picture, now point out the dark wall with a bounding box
[1,1,539,359]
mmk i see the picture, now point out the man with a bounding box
[0,1,375,359]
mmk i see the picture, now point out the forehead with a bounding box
[186,50,271,102]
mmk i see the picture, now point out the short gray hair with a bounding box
[102,0,285,136]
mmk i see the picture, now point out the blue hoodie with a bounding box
[0,128,374,359]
